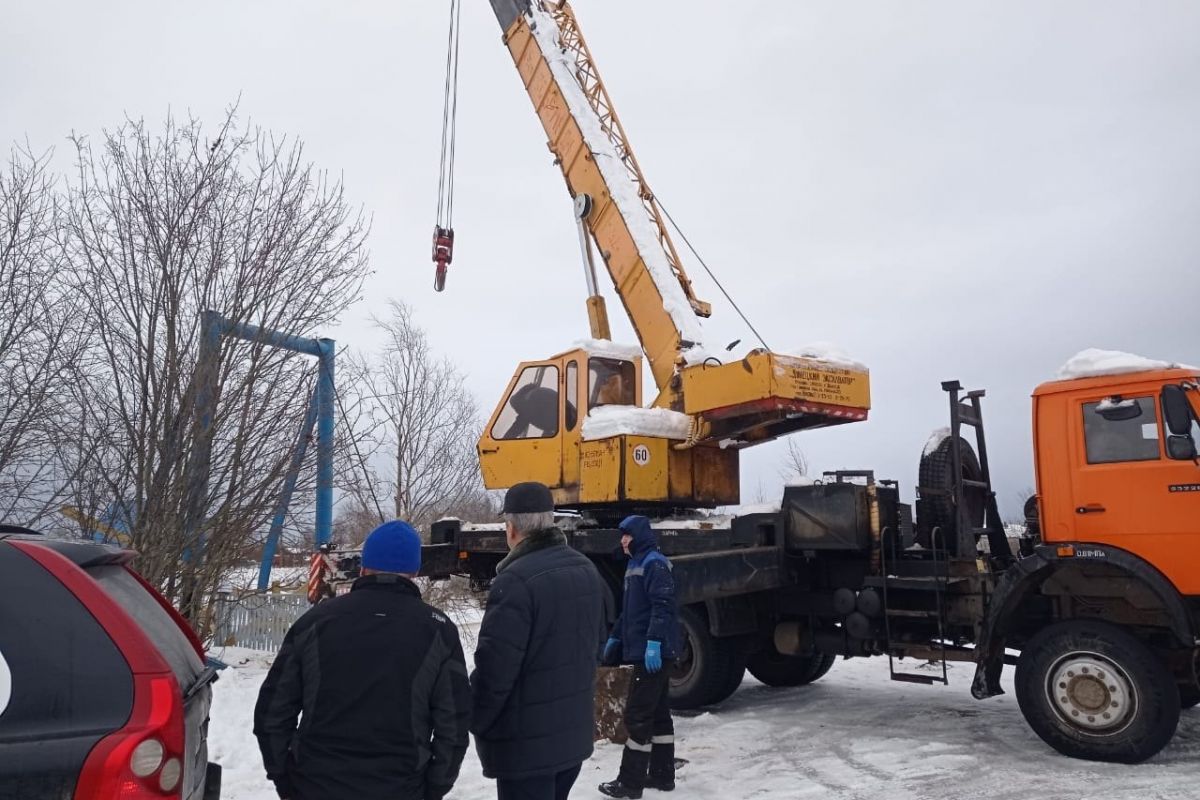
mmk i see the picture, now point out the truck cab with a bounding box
[1032,368,1200,594]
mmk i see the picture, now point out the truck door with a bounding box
[1069,390,1200,593]
[479,362,563,489]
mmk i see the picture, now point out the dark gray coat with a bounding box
[470,528,610,779]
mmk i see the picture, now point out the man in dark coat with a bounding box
[471,481,610,800]
[254,521,470,800]
[599,515,682,799]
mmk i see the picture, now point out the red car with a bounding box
[0,525,220,799]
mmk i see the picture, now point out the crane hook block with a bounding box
[432,226,454,292]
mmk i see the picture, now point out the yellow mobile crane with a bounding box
[478,0,871,512]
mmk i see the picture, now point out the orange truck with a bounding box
[417,358,1200,763]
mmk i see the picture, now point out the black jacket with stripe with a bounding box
[253,574,470,800]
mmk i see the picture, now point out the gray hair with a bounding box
[504,511,555,537]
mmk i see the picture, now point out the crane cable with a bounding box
[435,0,463,229]
[656,198,772,353]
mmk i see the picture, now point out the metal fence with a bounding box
[210,591,309,652]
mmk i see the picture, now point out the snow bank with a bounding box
[525,5,709,359]
[923,427,951,457]
[571,339,643,360]
[790,341,869,372]
[1056,348,1197,380]
[581,405,693,441]
[209,627,1200,800]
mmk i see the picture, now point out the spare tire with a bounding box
[917,434,985,553]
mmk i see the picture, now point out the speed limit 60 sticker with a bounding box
[632,444,651,466]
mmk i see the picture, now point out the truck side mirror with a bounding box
[1161,384,1194,436]
[1166,434,1197,461]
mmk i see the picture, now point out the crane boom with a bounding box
[489,0,711,398]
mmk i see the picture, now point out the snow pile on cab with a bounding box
[1057,348,1197,380]
[571,339,643,360]
[582,405,692,441]
[790,342,869,372]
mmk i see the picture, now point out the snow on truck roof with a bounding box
[581,405,693,441]
[1053,348,1197,382]
[564,339,643,361]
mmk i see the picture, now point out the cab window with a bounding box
[565,361,578,431]
[493,365,560,440]
[1082,397,1160,464]
[588,358,635,409]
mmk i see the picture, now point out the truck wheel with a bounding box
[917,435,985,551]
[669,605,736,709]
[708,655,748,705]
[1015,620,1180,763]
[747,645,835,687]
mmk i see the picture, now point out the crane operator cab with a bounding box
[479,345,740,511]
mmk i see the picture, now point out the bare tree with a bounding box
[0,147,88,524]
[346,301,489,532]
[778,439,810,483]
[58,108,370,626]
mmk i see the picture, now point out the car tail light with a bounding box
[73,672,186,798]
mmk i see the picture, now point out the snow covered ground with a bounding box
[210,626,1199,800]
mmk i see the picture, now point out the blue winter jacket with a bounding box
[612,515,681,662]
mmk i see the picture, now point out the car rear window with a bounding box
[87,565,205,690]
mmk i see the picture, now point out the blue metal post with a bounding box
[257,385,320,590]
[315,339,336,547]
[190,310,338,587]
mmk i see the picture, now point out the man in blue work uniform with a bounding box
[599,515,681,799]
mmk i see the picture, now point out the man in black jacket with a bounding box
[471,481,610,800]
[254,520,470,800]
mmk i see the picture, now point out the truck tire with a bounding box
[917,435,985,551]
[708,655,748,705]
[747,646,835,687]
[1015,620,1180,763]
[669,604,738,709]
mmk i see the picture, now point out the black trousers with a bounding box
[616,663,676,788]
[624,663,673,745]
[496,763,582,800]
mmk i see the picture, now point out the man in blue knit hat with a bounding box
[598,515,682,799]
[255,520,471,800]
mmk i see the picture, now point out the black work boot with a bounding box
[646,741,675,791]
[598,780,643,799]
[600,745,650,798]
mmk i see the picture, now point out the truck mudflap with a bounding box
[971,543,1197,700]
[971,552,1055,699]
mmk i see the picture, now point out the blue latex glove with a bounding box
[644,640,663,673]
[603,637,622,664]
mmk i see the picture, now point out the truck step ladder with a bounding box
[879,523,950,686]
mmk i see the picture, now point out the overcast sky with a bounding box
[4,0,1198,518]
